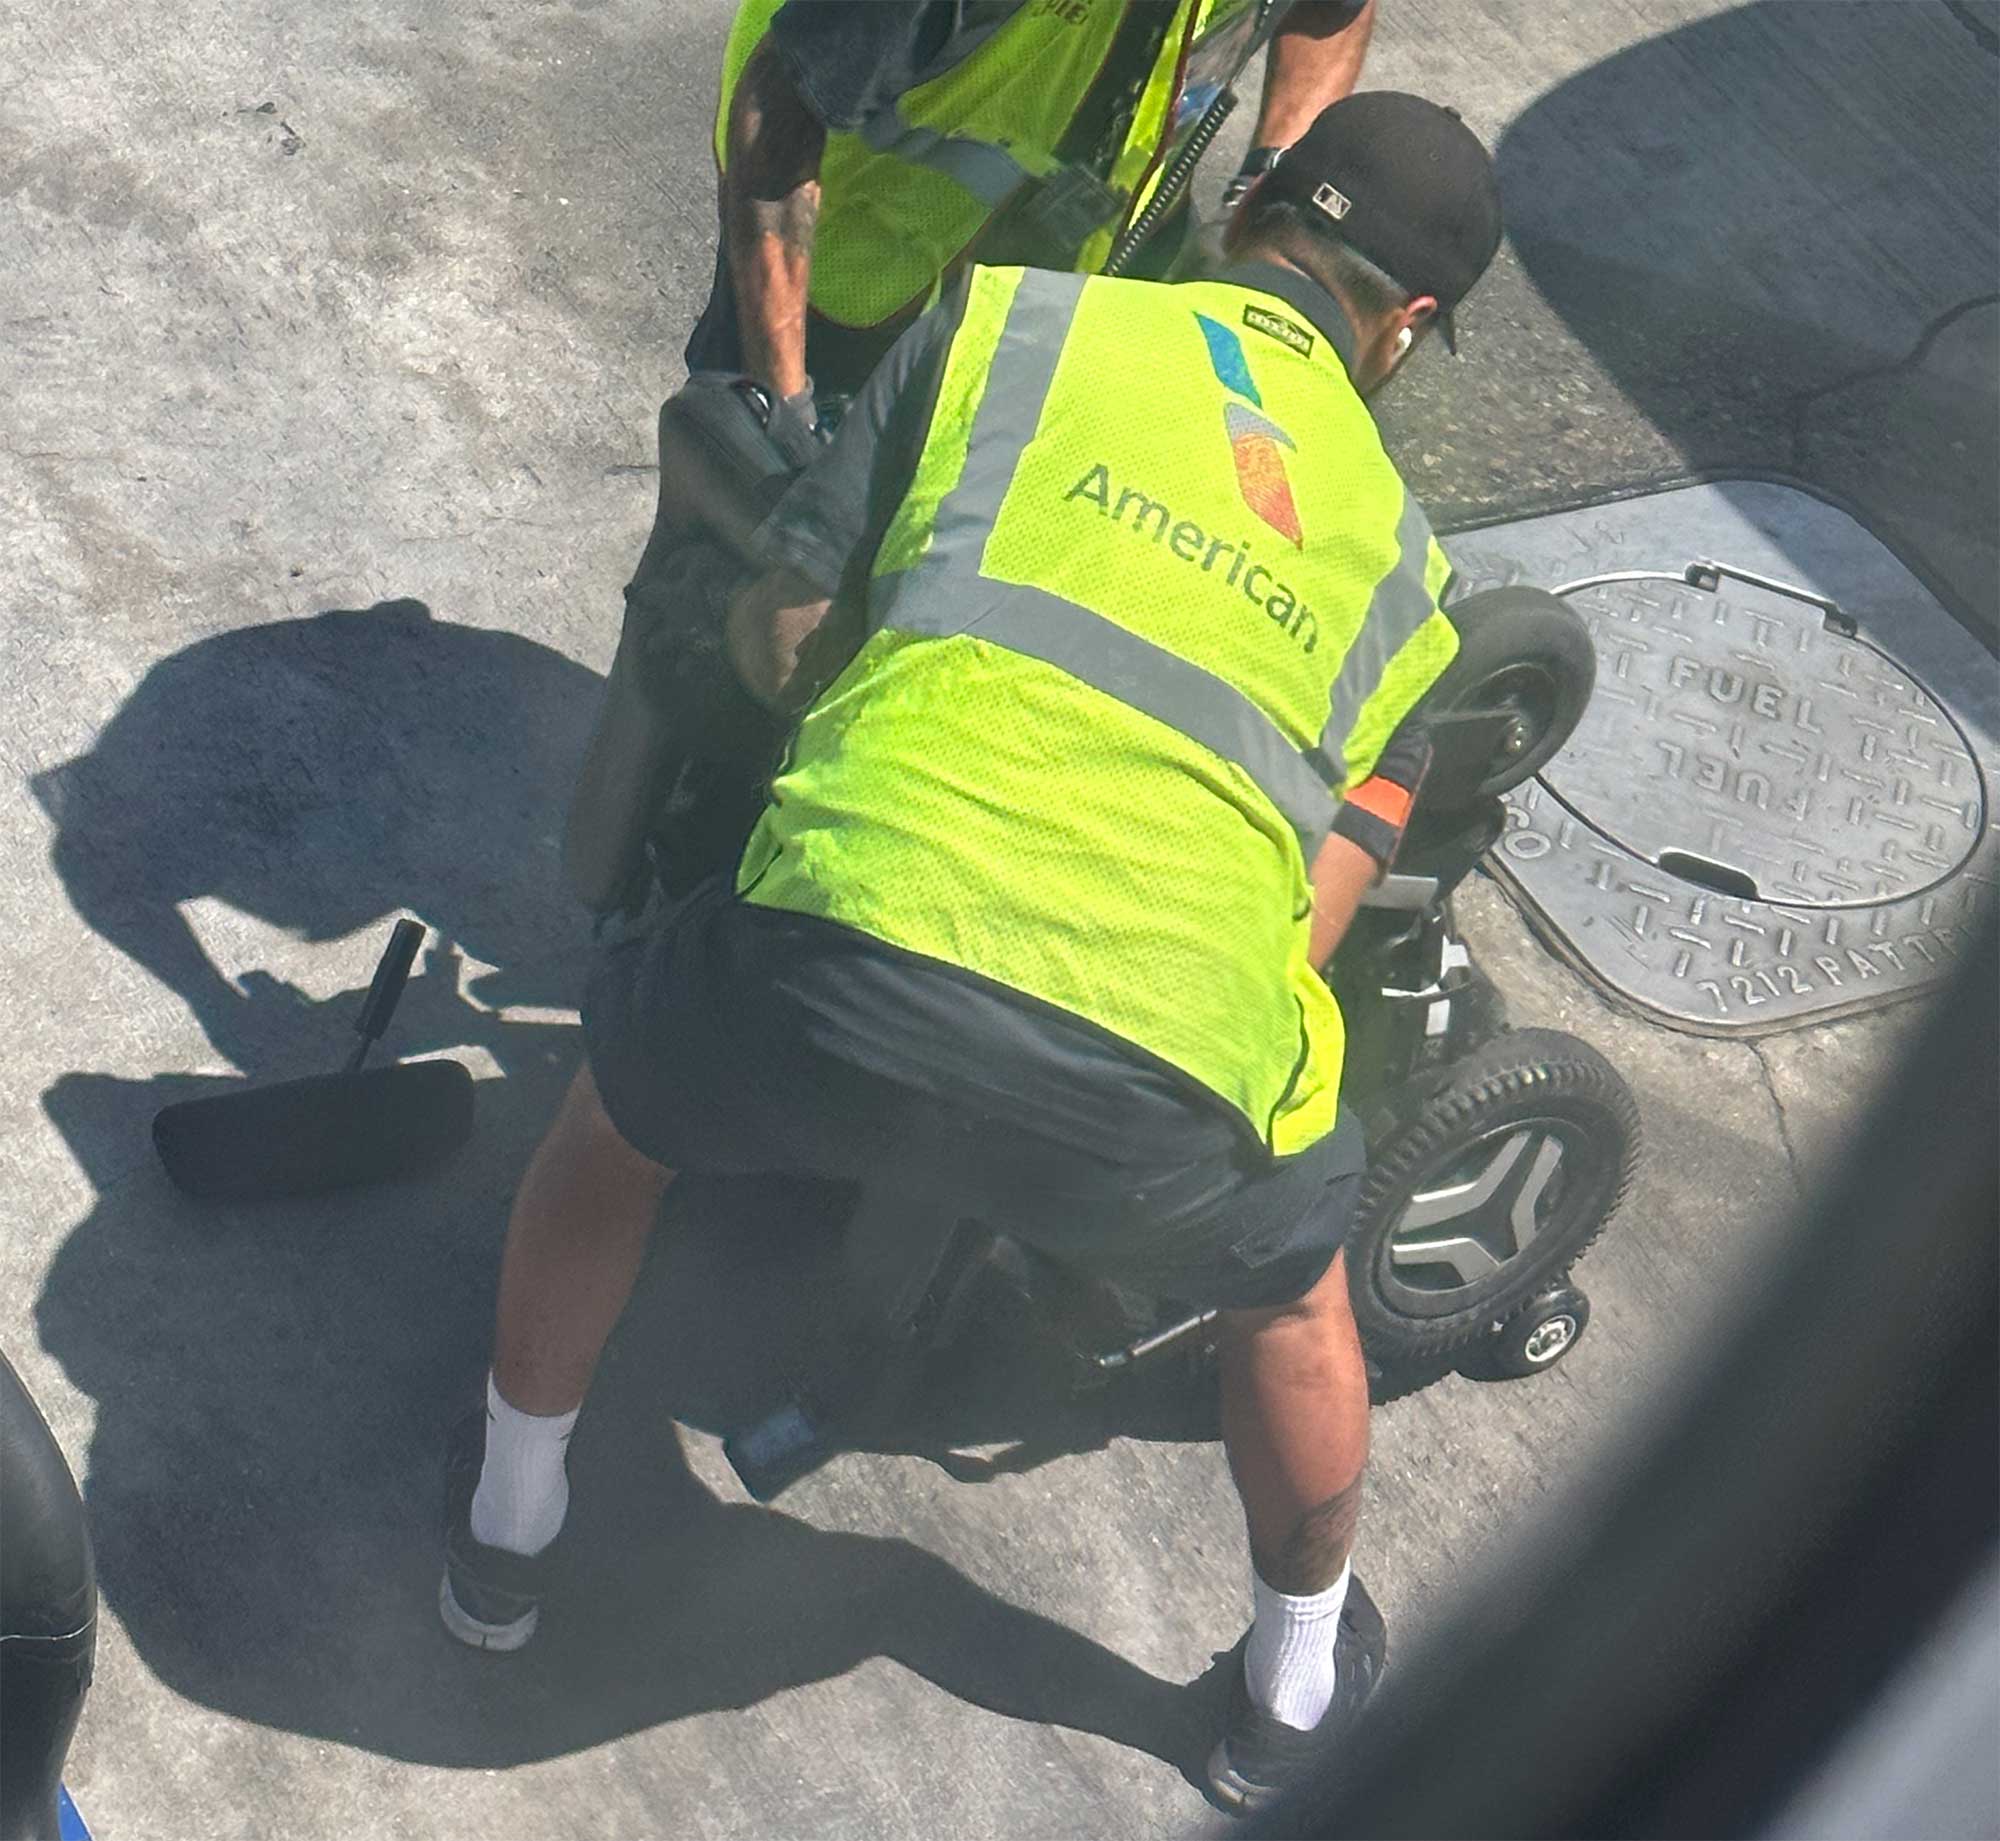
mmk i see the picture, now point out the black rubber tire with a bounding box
[1,1350,95,1841]
[1347,1029,1638,1365]
[1429,587,1597,800]
[1469,1282,1593,1380]
[1367,1351,1458,1406]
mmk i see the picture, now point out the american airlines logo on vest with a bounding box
[1056,308,1320,652]
[1193,311,1304,548]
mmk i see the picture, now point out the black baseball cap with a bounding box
[1259,92,1502,351]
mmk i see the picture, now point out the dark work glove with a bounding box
[1220,145,1284,213]
[764,381,829,471]
[1331,724,1433,872]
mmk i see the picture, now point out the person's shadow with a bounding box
[27,598,1212,1776]
[32,1059,1210,1775]
[26,599,604,1073]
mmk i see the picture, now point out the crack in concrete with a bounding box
[1786,291,2000,474]
[0,447,117,464]
[1944,0,2000,55]
[1749,1038,1805,1197]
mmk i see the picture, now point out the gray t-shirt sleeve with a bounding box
[751,297,961,596]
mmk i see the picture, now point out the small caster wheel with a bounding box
[1486,1283,1590,1377]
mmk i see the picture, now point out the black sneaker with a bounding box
[1205,1575,1388,1815]
[437,1410,551,1653]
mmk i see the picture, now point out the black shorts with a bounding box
[582,878,1363,1312]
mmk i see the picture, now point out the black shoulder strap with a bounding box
[1059,2,1178,172]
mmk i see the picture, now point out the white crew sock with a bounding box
[468,1372,577,1558]
[1245,1560,1351,1730]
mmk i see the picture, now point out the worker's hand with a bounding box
[1330,725,1433,874]
[1180,152,1281,281]
[1220,146,1284,213]
[764,382,828,471]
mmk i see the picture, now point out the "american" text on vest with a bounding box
[1063,464,1319,653]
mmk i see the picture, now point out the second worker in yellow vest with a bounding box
[687,0,1381,439]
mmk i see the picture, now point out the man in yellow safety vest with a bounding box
[640,1,1378,894]
[448,93,1502,1814]
[691,0,1380,453]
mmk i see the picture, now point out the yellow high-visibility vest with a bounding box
[739,266,1457,1153]
[714,0,1243,330]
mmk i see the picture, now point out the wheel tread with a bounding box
[1348,1030,1639,1362]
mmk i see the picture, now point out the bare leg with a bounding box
[1217,1251,1370,1593]
[490,1061,675,1416]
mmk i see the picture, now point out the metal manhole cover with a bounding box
[1442,481,1998,1033]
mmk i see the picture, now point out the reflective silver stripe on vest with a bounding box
[1320,489,1439,770]
[877,269,1335,849]
[876,571,1337,844]
[858,106,1051,207]
[926,267,1086,541]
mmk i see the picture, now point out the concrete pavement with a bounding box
[3,3,1993,1836]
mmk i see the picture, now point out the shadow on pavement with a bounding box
[1488,0,1999,636]
[27,600,603,1072]
[1392,0,2000,640]
[1498,0,1989,456]
[33,1059,1205,1775]
[28,598,1208,1772]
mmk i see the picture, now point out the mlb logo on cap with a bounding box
[1312,181,1352,221]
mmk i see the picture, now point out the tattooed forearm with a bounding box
[722,44,826,395]
[1260,1475,1364,1595]
[745,184,818,256]
[728,44,826,204]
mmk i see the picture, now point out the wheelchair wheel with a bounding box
[1429,587,1596,800]
[1347,1029,1638,1365]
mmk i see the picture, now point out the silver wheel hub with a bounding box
[1390,1128,1567,1290]
[1522,1314,1577,1363]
